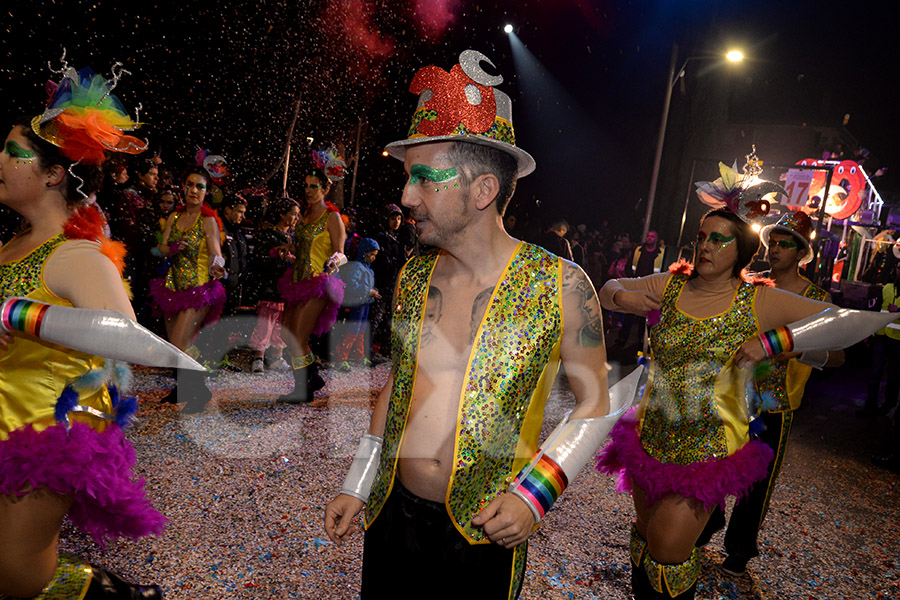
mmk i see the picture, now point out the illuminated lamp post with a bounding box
[641,44,744,244]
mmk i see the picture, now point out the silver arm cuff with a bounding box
[788,307,900,353]
[798,350,829,369]
[340,434,383,502]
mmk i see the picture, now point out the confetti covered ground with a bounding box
[58,356,900,600]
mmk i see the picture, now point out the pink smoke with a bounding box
[411,0,463,40]
[325,0,394,58]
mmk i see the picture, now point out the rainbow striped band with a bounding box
[1,298,50,337]
[759,326,794,357]
[512,453,568,520]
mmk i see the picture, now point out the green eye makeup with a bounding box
[186,182,207,191]
[408,164,460,189]
[697,232,736,248]
[5,140,36,161]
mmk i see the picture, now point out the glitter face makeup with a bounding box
[408,164,460,191]
[5,140,36,161]
[771,239,798,250]
[184,181,207,192]
[696,231,735,250]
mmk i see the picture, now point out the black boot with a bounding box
[277,361,326,404]
[178,369,212,414]
[85,563,162,599]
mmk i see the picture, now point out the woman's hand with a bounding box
[615,289,662,316]
[733,337,768,368]
[210,255,227,280]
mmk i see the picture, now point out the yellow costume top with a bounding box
[0,234,112,439]
[292,209,333,281]
[165,211,211,291]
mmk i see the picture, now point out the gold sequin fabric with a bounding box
[366,244,563,544]
[34,554,92,599]
[0,234,66,302]
[447,244,561,542]
[641,275,759,464]
[164,212,206,291]
[291,211,330,282]
[365,251,437,528]
[756,280,827,412]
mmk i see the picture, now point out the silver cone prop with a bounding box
[0,297,204,371]
[508,365,641,521]
[788,307,900,353]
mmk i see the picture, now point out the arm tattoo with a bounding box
[421,286,443,345]
[563,264,605,348]
[470,287,495,343]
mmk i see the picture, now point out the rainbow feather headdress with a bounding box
[31,52,147,166]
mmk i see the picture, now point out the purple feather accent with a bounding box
[0,422,167,548]
[149,278,226,327]
[277,270,346,335]
[596,407,774,511]
[54,387,80,423]
[115,395,139,428]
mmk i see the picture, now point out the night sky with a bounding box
[2,0,896,238]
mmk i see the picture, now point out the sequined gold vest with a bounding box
[755,278,828,412]
[639,275,760,464]
[165,211,211,291]
[365,243,563,543]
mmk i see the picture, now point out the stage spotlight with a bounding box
[381,150,389,157]
[504,24,513,34]
[726,50,744,63]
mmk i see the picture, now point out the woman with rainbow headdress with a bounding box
[0,59,164,598]
[149,164,226,413]
[596,158,900,599]
[276,167,346,403]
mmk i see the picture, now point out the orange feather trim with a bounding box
[99,238,128,276]
[62,204,106,241]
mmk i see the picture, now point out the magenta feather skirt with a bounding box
[149,278,226,328]
[277,269,345,336]
[0,422,166,548]
[596,407,774,511]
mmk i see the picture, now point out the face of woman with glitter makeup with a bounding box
[694,215,739,281]
[183,173,208,207]
[0,127,45,208]
[305,175,328,206]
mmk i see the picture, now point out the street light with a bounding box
[641,43,745,244]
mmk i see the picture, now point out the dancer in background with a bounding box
[277,168,346,403]
[150,166,226,413]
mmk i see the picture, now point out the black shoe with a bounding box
[720,555,749,576]
[159,386,179,405]
[176,369,212,414]
[86,563,162,599]
[277,366,314,404]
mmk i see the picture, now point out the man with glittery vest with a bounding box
[324,50,625,599]
[697,210,844,576]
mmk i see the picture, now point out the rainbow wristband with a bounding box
[759,326,794,357]
[1,298,50,337]
[511,453,568,521]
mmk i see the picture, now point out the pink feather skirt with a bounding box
[596,407,774,511]
[277,269,345,336]
[0,422,166,548]
[149,278,226,328]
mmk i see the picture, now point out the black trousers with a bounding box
[700,410,794,560]
[361,481,526,600]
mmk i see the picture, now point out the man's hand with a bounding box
[471,493,536,549]
[324,494,365,546]
[615,289,662,316]
[734,336,768,368]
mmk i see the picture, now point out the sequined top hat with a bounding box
[384,50,536,178]
[695,147,786,224]
[30,51,146,166]
[760,210,815,265]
